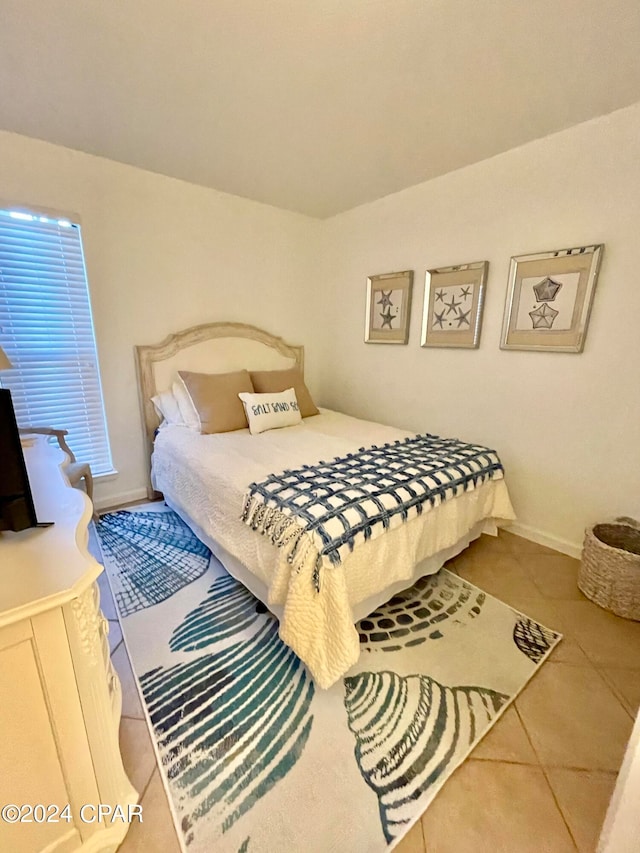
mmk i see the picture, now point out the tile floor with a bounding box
[97,529,640,852]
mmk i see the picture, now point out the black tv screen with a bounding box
[0,387,38,532]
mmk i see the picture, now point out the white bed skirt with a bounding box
[164,493,493,622]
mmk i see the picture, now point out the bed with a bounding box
[135,322,516,687]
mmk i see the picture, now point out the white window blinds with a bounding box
[0,209,114,475]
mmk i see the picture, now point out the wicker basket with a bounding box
[578,517,640,620]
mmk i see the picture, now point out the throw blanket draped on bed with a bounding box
[241,434,504,591]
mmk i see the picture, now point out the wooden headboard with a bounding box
[135,322,304,498]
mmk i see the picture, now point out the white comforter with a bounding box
[152,410,516,687]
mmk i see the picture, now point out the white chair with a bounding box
[19,427,99,521]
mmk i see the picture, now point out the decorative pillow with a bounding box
[238,388,303,435]
[151,388,184,426]
[178,369,254,434]
[172,378,201,430]
[249,367,319,418]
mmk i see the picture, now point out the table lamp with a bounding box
[0,345,12,371]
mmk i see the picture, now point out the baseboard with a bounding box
[93,490,584,558]
[507,521,582,559]
[94,487,149,512]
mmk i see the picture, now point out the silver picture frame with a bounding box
[364,270,413,344]
[421,261,488,349]
[500,245,603,352]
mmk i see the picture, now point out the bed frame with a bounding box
[135,321,304,498]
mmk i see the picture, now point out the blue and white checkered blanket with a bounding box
[241,433,504,591]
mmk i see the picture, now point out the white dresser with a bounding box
[0,439,137,853]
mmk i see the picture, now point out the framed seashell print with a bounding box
[365,270,413,344]
[500,244,604,352]
[421,261,488,349]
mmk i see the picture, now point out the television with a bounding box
[0,387,39,532]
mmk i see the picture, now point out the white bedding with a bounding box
[152,410,516,687]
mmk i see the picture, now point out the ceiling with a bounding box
[2,0,640,218]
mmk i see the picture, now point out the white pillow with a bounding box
[172,377,201,430]
[151,388,184,425]
[238,388,302,435]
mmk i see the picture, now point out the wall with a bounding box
[1,104,639,548]
[0,132,319,508]
[599,706,640,852]
[316,104,640,554]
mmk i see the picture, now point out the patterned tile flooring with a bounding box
[97,529,640,852]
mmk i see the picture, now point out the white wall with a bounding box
[0,132,319,508]
[1,104,639,549]
[316,104,640,554]
[598,706,640,852]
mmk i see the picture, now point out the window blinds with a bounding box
[0,210,113,475]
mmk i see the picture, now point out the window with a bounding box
[0,207,114,475]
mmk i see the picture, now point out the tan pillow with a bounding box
[249,367,319,418]
[177,369,254,434]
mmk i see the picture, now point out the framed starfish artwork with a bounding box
[421,261,488,349]
[364,270,413,344]
[500,245,603,352]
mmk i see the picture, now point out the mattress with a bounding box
[152,409,516,687]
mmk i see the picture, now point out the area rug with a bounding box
[95,505,561,853]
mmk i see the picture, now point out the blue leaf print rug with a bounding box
[95,505,561,853]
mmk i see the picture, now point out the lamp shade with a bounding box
[0,346,13,371]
